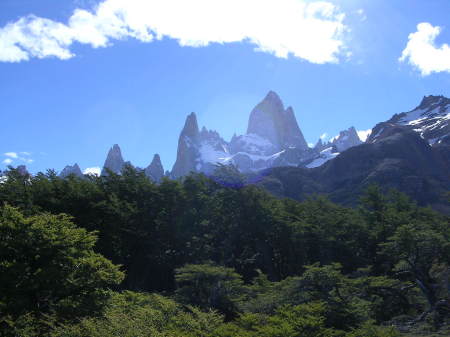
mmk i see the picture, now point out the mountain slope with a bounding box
[258,129,450,213]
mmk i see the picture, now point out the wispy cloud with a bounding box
[357,129,372,142]
[21,158,34,164]
[3,151,34,165]
[0,0,348,64]
[83,167,101,176]
[4,152,18,158]
[400,22,450,75]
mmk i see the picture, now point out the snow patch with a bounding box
[306,147,339,168]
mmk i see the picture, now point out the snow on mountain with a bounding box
[330,127,363,152]
[368,95,450,146]
[306,147,339,168]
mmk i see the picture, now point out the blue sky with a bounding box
[1,0,450,174]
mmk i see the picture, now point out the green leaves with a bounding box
[175,263,246,318]
[0,205,124,336]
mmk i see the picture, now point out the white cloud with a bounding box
[20,158,34,164]
[0,0,347,64]
[357,129,372,142]
[400,22,450,75]
[20,151,31,156]
[356,9,366,22]
[83,167,101,176]
[2,158,13,165]
[4,152,18,158]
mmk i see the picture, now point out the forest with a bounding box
[0,165,449,337]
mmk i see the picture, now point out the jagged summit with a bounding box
[330,127,362,152]
[60,163,83,178]
[171,113,202,178]
[418,95,449,110]
[101,144,125,176]
[145,154,164,182]
[247,91,308,151]
[369,95,450,145]
[183,112,200,139]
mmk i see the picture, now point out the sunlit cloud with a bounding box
[400,22,450,75]
[4,152,18,158]
[2,158,13,165]
[0,0,348,64]
[357,129,371,142]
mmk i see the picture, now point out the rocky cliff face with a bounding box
[101,144,125,176]
[145,154,164,182]
[171,112,202,178]
[259,128,450,213]
[171,91,319,176]
[60,163,83,178]
[330,127,362,152]
[247,91,308,151]
[368,95,450,145]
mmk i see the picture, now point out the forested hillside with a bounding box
[1,166,449,336]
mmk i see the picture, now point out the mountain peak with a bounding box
[145,154,164,182]
[331,126,362,152]
[247,92,308,151]
[417,95,450,110]
[101,144,125,175]
[181,112,200,139]
[60,163,83,178]
[264,90,282,103]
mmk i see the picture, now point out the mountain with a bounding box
[330,127,362,152]
[247,91,309,151]
[60,163,83,178]
[170,91,360,177]
[101,144,126,176]
[145,154,164,182]
[368,95,450,145]
[257,97,450,213]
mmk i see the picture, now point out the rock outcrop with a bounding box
[60,163,83,178]
[101,144,125,176]
[171,112,201,178]
[247,91,308,151]
[330,127,362,152]
[145,154,164,182]
[368,95,450,145]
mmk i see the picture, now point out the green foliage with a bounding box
[51,291,224,337]
[175,263,246,318]
[1,168,449,336]
[0,205,124,336]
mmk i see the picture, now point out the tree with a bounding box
[381,223,450,322]
[0,205,124,335]
[175,263,246,318]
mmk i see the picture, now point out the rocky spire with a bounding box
[101,144,125,176]
[283,106,309,150]
[246,91,308,151]
[314,138,329,152]
[60,163,83,178]
[171,112,201,178]
[330,127,362,152]
[145,154,164,182]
